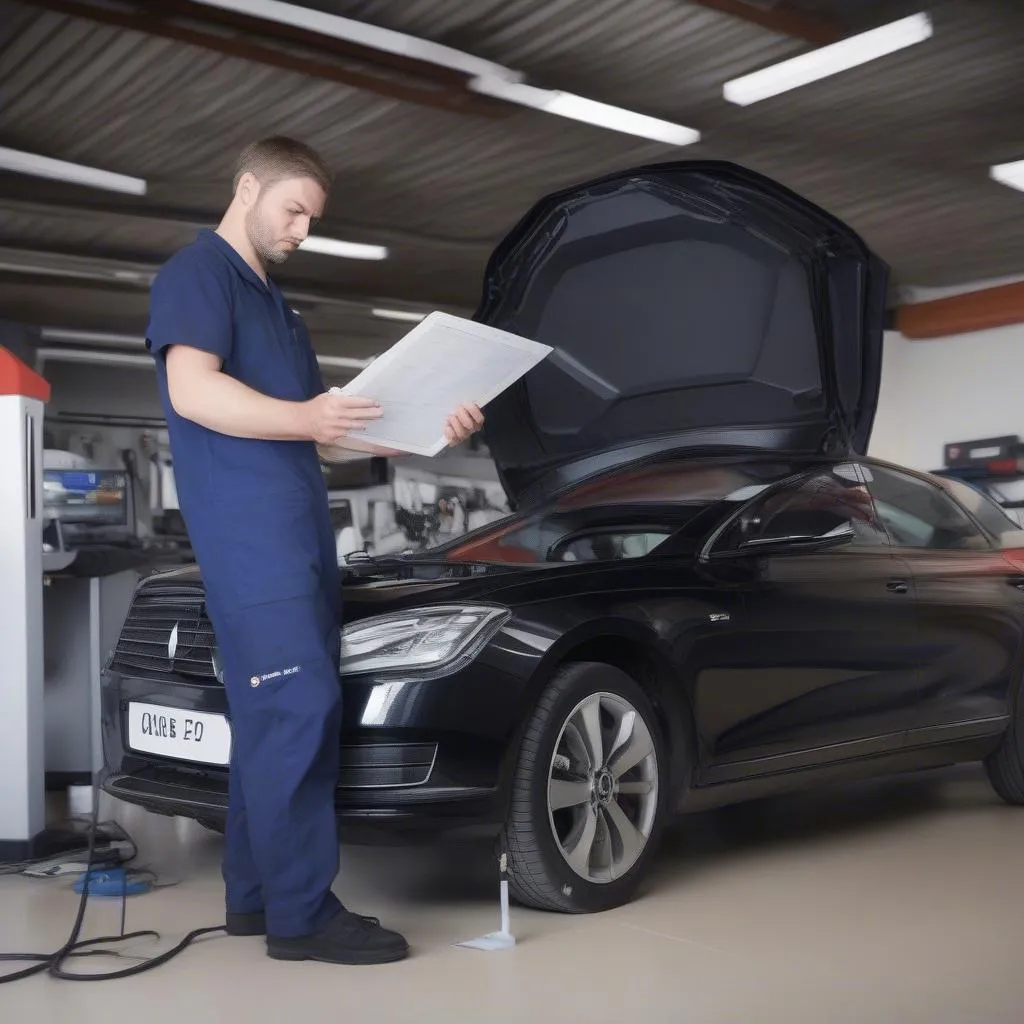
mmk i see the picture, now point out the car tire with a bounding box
[502,661,669,914]
[984,716,1024,805]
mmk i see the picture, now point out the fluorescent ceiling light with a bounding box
[190,0,698,146]
[372,308,427,323]
[469,77,700,146]
[191,0,513,81]
[41,328,145,348]
[36,348,152,370]
[36,343,369,374]
[300,236,388,260]
[723,12,933,106]
[316,355,373,370]
[991,159,1024,193]
[0,145,146,195]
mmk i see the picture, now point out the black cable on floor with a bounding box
[0,784,226,984]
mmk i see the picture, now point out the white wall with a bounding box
[869,322,1024,472]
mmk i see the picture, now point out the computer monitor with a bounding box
[43,469,130,531]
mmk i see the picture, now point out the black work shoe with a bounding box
[266,909,408,965]
[228,909,381,938]
[226,911,267,936]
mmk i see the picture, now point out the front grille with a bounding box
[110,585,218,681]
[120,743,437,790]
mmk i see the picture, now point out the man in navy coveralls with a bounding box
[146,136,483,964]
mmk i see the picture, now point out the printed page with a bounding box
[335,312,551,456]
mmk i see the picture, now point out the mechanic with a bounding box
[145,136,483,965]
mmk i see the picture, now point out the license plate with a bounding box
[126,702,232,766]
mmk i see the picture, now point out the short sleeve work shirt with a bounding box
[146,229,333,608]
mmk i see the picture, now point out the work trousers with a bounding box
[208,589,344,938]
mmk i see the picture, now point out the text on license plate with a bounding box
[126,702,232,766]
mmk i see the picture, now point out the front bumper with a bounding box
[100,661,527,843]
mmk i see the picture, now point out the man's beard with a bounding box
[245,203,291,266]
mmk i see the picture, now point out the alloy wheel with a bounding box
[546,690,659,883]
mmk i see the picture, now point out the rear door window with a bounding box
[934,476,1020,540]
[865,466,992,551]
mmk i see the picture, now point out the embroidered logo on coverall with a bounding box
[250,665,301,688]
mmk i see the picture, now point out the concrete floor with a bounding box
[3,764,1024,1023]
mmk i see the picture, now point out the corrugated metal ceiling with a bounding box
[0,0,1021,365]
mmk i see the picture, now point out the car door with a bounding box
[863,464,1024,741]
[696,463,921,782]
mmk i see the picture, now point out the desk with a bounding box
[42,559,149,785]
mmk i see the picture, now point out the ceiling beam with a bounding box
[0,187,494,253]
[26,0,511,117]
[0,243,451,312]
[896,281,1024,339]
[684,0,842,45]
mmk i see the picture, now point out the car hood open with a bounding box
[474,160,889,507]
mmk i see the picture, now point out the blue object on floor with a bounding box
[73,867,151,897]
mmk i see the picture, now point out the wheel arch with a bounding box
[505,620,696,801]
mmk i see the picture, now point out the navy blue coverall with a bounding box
[147,229,344,938]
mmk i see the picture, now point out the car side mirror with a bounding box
[739,520,856,553]
[733,505,858,554]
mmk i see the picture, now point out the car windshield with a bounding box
[435,459,800,566]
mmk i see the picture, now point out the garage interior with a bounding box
[2,0,1024,1019]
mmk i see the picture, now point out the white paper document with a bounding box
[332,311,552,457]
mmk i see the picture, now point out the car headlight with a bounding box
[339,605,508,677]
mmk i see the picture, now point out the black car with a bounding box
[101,162,1024,914]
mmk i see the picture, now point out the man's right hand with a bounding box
[303,391,383,444]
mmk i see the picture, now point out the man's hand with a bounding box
[444,403,485,447]
[302,392,382,445]
[317,400,484,462]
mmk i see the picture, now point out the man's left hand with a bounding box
[444,403,485,447]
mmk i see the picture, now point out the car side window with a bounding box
[865,466,991,551]
[714,466,891,553]
[934,476,1020,540]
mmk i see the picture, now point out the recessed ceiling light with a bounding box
[991,159,1024,193]
[723,12,933,106]
[371,308,428,323]
[300,236,389,260]
[0,145,147,195]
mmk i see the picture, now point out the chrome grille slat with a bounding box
[110,584,218,681]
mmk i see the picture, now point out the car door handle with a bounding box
[886,579,909,594]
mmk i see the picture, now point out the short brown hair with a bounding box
[232,136,333,195]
